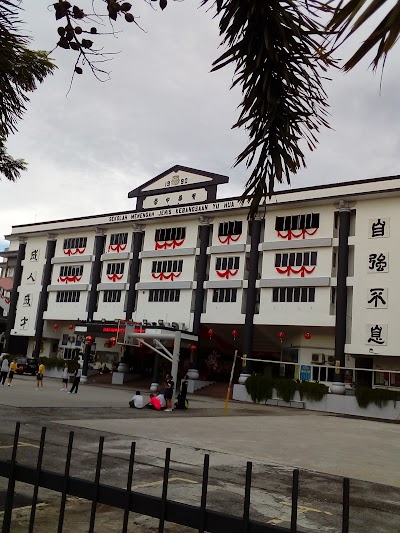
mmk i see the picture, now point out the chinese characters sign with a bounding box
[29,249,40,261]
[369,218,389,239]
[368,253,388,273]
[366,288,388,309]
[366,324,387,346]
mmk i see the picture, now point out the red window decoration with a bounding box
[107,273,124,282]
[151,259,183,281]
[63,237,87,256]
[275,252,317,277]
[216,256,239,279]
[218,220,243,245]
[58,275,82,283]
[154,227,186,250]
[0,292,10,305]
[58,265,83,284]
[276,213,320,240]
[108,233,128,253]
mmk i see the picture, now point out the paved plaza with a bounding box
[0,375,399,532]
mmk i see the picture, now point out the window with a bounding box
[155,227,186,242]
[59,265,83,278]
[63,237,87,250]
[106,263,125,276]
[103,290,122,303]
[110,233,128,246]
[63,348,80,360]
[212,288,237,303]
[331,287,336,305]
[272,287,315,303]
[218,221,243,236]
[151,260,183,273]
[56,291,80,303]
[275,252,318,268]
[149,289,180,302]
[215,256,240,271]
[275,213,320,231]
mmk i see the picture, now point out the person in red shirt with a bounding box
[147,393,162,410]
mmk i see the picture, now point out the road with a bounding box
[0,376,399,532]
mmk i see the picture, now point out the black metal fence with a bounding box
[0,422,351,533]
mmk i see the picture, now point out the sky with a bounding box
[2,1,400,248]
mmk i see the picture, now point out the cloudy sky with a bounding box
[2,1,400,249]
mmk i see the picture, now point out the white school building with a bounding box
[1,165,400,390]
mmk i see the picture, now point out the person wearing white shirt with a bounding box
[1,356,9,386]
[68,366,82,394]
[156,393,166,409]
[130,391,144,409]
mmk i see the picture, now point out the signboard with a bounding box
[300,365,312,381]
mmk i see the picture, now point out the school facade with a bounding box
[1,165,400,389]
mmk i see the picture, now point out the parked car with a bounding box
[16,357,39,376]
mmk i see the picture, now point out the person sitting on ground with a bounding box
[175,375,189,410]
[102,363,111,374]
[129,390,144,409]
[146,393,162,410]
[156,392,166,410]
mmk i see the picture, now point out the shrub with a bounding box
[245,374,273,403]
[245,374,329,404]
[355,386,399,408]
[273,378,297,403]
[298,381,329,402]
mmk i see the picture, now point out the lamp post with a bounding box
[224,329,240,416]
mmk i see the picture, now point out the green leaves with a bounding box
[205,0,333,218]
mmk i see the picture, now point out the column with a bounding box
[82,228,106,380]
[240,218,262,383]
[32,234,57,359]
[3,238,26,353]
[189,216,212,380]
[332,201,351,393]
[125,224,144,320]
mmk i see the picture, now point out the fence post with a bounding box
[28,427,47,533]
[291,469,299,533]
[2,422,20,533]
[242,462,252,533]
[342,478,350,533]
[88,436,104,533]
[57,431,74,533]
[122,442,136,533]
[199,454,209,533]
[158,447,171,533]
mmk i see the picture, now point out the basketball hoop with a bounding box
[116,319,146,346]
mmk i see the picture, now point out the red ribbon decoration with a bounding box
[277,228,318,240]
[155,239,185,250]
[63,248,86,256]
[151,272,182,281]
[108,243,127,253]
[276,266,316,277]
[217,234,242,245]
[57,275,82,283]
[107,273,123,282]
[0,293,10,305]
[216,269,239,279]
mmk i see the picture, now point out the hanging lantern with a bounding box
[278,331,285,341]
[85,335,95,345]
[53,324,59,330]
[189,344,197,352]
[139,342,144,349]
[232,329,239,341]
[304,332,312,340]
[68,324,74,331]
[109,336,117,346]
[208,329,214,340]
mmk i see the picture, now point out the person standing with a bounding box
[7,359,18,387]
[1,355,9,386]
[69,366,82,394]
[61,362,69,391]
[36,360,45,390]
[164,373,174,412]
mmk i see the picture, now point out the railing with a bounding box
[0,422,351,533]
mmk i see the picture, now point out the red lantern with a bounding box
[53,324,59,330]
[208,329,214,340]
[68,324,74,331]
[85,335,95,345]
[232,329,239,340]
[278,331,285,341]
[109,336,117,346]
[189,344,197,352]
[304,332,312,340]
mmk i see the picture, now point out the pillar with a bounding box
[189,216,212,379]
[333,201,351,393]
[32,235,57,359]
[125,224,144,320]
[3,238,26,352]
[240,218,262,383]
[82,228,105,380]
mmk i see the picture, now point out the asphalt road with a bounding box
[0,376,399,532]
